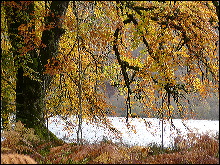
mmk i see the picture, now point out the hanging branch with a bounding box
[113,3,142,123]
[73,1,83,145]
[113,28,132,123]
[113,9,156,123]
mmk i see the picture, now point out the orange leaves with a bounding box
[18,24,28,32]
[3,1,34,10]
[44,58,62,75]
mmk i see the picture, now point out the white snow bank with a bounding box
[47,116,219,147]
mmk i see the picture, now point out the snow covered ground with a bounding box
[48,116,219,147]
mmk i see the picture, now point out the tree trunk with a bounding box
[4,1,69,143]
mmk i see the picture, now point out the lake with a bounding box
[47,116,219,147]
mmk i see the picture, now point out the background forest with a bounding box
[1,1,219,164]
[105,82,219,120]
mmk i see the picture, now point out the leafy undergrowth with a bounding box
[1,121,219,164]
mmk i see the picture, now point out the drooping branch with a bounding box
[113,27,132,122]
[113,3,161,122]
[117,2,197,121]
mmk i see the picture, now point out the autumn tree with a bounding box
[103,1,219,122]
[43,1,218,133]
[1,1,218,144]
[1,1,69,142]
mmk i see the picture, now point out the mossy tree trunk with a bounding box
[4,1,69,143]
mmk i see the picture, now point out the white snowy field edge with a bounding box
[47,116,219,148]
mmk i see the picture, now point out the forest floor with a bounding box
[1,130,219,164]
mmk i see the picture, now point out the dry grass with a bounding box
[146,133,219,164]
[45,141,153,164]
[1,120,219,164]
[1,121,40,154]
[1,154,37,164]
[43,133,218,164]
